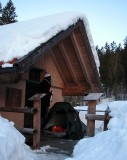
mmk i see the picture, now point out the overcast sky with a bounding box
[1,0,127,47]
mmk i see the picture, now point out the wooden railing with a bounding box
[0,92,112,144]
[85,109,111,130]
[77,108,111,136]
[0,93,42,149]
[82,93,112,137]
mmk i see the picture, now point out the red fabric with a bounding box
[0,61,4,66]
[0,58,17,67]
[8,58,17,64]
[52,126,64,132]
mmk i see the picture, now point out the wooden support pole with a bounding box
[104,109,111,131]
[17,127,37,134]
[33,99,41,149]
[85,114,111,121]
[0,107,37,114]
[85,114,105,121]
[84,93,103,137]
[87,100,96,137]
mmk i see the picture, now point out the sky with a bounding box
[1,0,127,47]
[1,99,127,160]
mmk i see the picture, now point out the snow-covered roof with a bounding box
[0,12,99,68]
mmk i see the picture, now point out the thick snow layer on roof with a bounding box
[0,12,99,68]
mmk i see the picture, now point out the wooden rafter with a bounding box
[50,49,67,85]
[59,42,79,85]
[70,32,91,86]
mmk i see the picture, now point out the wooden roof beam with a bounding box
[70,32,91,86]
[50,49,67,85]
[63,85,90,96]
[59,42,79,85]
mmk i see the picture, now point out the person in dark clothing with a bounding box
[39,73,51,93]
[39,73,52,130]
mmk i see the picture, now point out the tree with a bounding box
[97,41,125,100]
[97,43,112,94]
[123,37,127,90]
[0,2,4,25]
[123,36,127,50]
[1,0,17,24]
[0,2,2,14]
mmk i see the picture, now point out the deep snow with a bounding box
[1,100,127,160]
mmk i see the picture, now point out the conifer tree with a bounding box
[97,41,125,99]
[1,0,17,24]
[0,2,3,25]
[0,2,2,18]
[123,37,127,89]
[0,2,2,14]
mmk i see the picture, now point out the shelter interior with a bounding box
[0,21,102,138]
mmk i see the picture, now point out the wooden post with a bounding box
[83,93,103,137]
[104,108,110,131]
[33,99,41,149]
[87,100,96,137]
[28,93,43,149]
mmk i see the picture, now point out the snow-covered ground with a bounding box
[66,101,127,160]
[0,115,68,160]
[0,100,127,160]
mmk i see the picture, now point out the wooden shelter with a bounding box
[0,14,102,129]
